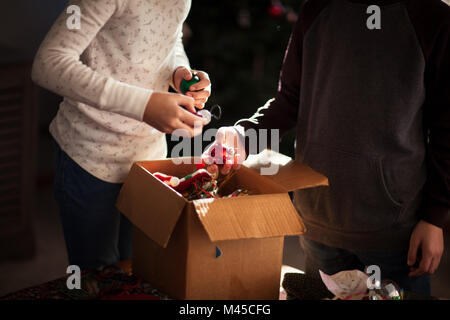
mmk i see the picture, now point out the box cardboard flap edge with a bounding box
[117,152,327,247]
[192,194,306,242]
[116,162,187,248]
[243,149,329,192]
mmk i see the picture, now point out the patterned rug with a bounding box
[1,263,435,300]
[0,264,168,300]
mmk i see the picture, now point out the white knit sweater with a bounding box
[32,0,191,183]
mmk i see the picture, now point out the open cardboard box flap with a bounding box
[243,149,329,192]
[116,162,188,248]
[117,151,328,248]
[192,193,306,242]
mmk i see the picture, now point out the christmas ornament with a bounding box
[226,189,250,198]
[379,280,402,300]
[180,72,201,94]
[154,168,217,200]
[196,109,212,124]
[154,169,214,193]
[197,145,238,175]
[193,104,221,126]
[153,172,180,188]
[285,7,298,23]
[237,8,251,28]
[153,164,249,201]
[180,73,222,126]
[268,0,285,18]
[195,144,232,171]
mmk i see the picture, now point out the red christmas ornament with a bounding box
[210,146,234,165]
[197,145,237,171]
[174,169,213,192]
[154,169,213,192]
[268,1,285,18]
[286,10,298,23]
[195,162,206,170]
[153,172,180,188]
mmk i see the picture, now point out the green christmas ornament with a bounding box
[180,73,201,94]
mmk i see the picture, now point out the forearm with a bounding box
[31,0,151,121]
[32,48,152,121]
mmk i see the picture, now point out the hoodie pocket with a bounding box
[296,142,404,233]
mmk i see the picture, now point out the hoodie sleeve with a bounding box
[406,0,450,228]
[235,0,331,154]
[422,18,450,228]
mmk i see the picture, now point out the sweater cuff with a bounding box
[101,78,152,121]
[422,203,449,228]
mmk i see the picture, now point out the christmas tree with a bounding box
[182,0,305,156]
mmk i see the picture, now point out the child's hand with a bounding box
[407,220,444,276]
[144,92,207,137]
[202,126,246,175]
[173,67,211,109]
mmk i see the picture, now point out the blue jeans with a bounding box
[53,141,133,270]
[300,237,431,296]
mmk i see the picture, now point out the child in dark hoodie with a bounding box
[206,0,450,295]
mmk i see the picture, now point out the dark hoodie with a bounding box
[237,0,450,251]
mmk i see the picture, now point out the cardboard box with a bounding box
[116,150,328,300]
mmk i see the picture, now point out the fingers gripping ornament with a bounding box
[196,145,236,171]
[180,73,201,95]
[180,72,221,125]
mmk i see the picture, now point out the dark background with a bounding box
[0,0,449,298]
[180,0,301,156]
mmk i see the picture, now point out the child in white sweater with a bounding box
[32,0,210,269]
